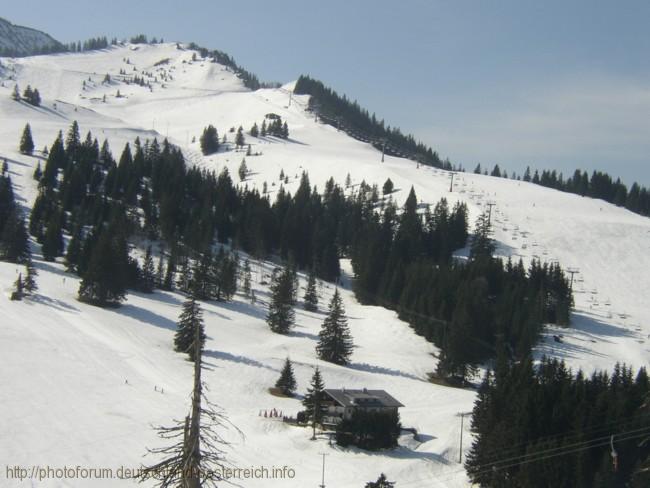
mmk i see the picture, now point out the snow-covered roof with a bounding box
[324,389,404,408]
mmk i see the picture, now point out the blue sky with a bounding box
[4,0,649,184]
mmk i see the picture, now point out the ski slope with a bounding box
[1,43,649,487]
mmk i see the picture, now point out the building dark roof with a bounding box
[323,389,404,408]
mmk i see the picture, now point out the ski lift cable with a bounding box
[468,410,650,464]
[311,110,433,165]
[455,428,650,483]
[386,427,650,487]
[469,424,650,471]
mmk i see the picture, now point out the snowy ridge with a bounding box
[0,17,60,55]
[1,43,649,487]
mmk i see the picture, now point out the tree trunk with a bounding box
[184,322,202,488]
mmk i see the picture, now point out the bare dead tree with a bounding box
[138,321,242,487]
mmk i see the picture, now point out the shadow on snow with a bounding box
[204,349,277,372]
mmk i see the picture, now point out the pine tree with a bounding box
[40,132,66,189]
[289,263,299,305]
[156,253,165,288]
[199,125,219,155]
[19,124,35,155]
[23,85,33,103]
[28,191,48,241]
[316,288,353,365]
[33,162,42,181]
[174,296,206,362]
[224,253,239,300]
[260,119,267,136]
[365,474,395,488]
[191,250,213,300]
[11,84,20,101]
[141,245,155,293]
[77,227,128,306]
[250,122,259,137]
[41,211,63,261]
[30,89,41,107]
[0,173,15,229]
[268,119,280,138]
[22,86,40,106]
[238,158,247,181]
[275,357,297,396]
[10,273,24,301]
[303,269,318,311]
[208,249,237,302]
[469,211,495,260]
[76,228,98,277]
[242,259,252,298]
[235,126,245,148]
[65,224,83,272]
[177,257,192,293]
[99,139,113,168]
[302,367,326,439]
[162,252,176,291]
[266,266,295,334]
[382,178,394,195]
[1,209,30,263]
[532,170,540,184]
[65,121,81,159]
[23,257,38,294]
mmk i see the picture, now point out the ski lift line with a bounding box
[314,112,433,164]
[354,271,572,361]
[389,426,650,488]
[424,429,650,486]
[468,422,650,471]
[460,428,650,482]
[353,286,508,356]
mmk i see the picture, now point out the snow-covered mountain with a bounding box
[1,42,648,487]
[0,17,60,56]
